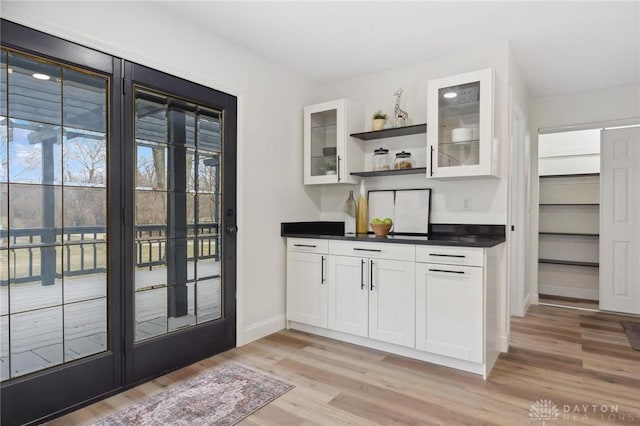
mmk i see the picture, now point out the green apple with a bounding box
[372,218,383,224]
[383,218,393,224]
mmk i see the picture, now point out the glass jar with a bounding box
[373,147,390,171]
[394,151,414,170]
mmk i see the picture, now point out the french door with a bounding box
[0,21,237,426]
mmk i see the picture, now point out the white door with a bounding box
[327,256,369,336]
[286,252,328,327]
[416,263,483,362]
[600,127,640,314]
[368,259,416,348]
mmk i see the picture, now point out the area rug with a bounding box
[621,321,640,351]
[92,363,294,426]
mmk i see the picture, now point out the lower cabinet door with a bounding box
[287,251,328,328]
[327,255,369,337]
[368,259,416,348]
[416,263,483,363]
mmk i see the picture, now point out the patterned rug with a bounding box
[621,321,640,351]
[92,363,294,426]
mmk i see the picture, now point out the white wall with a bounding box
[1,1,322,344]
[313,42,511,226]
[528,83,640,297]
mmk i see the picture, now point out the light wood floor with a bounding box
[47,305,640,425]
[539,294,600,310]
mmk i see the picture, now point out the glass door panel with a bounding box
[310,109,338,177]
[0,48,109,381]
[437,81,481,168]
[133,88,223,342]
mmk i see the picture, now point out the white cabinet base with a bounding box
[288,320,492,379]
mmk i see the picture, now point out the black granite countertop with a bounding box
[281,222,506,248]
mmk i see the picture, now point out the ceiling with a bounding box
[158,1,639,99]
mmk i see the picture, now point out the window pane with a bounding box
[63,128,106,187]
[0,184,6,248]
[168,192,195,239]
[63,242,106,303]
[135,286,167,342]
[9,246,62,313]
[135,190,167,229]
[8,53,61,125]
[0,315,8,381]
[63,68,106,133]
[136,141,167,190]
[197,278,221,323]
[0,51,6,117]
[197,193,219,225]
[197,151,220,193]
[0,117,7,182]
[197,235,220,280]
[64,298,106,361]
[135,96,167,144]
[63,186,106,231]
[8,119,62,185]
[135,240,167,290]
[0,250,7,315]
[9,184,62,246]
[10,306,63,378]
[197,110,221,152]
[168,282,195,332]
[186,149,196,192]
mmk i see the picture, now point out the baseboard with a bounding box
[242,314,286,345]
[499,335,509,352]
[538,285,598,301]
[524,293,538,312]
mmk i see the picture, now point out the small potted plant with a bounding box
[321,159,337,175]
[372,110,387,131]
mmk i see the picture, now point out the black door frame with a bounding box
[122,62,237,385]
[0,20,237,426]
[0,20,124,426]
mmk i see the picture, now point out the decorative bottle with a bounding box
[356,180,368,234]
[343,190,357,234]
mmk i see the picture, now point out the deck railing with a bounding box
[0,224,220,285]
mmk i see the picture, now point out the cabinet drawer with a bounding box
[287,238,329,254]
[415,245,484,267]
[329,240,415,261]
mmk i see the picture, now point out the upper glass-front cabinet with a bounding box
[304,99,361,185]
[427,68,495,178]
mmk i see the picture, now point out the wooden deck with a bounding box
[0,261,222,381]
[45,304,640,425]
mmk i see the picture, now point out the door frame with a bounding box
[0,20,124,426]
[122,61,237,385]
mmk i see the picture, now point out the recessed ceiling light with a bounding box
[443,92,457,99]
[32,73,50,80]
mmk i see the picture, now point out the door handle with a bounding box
[321,256,326,284]
[337,155,342,182]
[428,268,465,275]
[225,225,238,235]
[360,259,365,290]
[430,145,434,177]
[370,259,374,290]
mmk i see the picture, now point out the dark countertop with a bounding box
[282,232,505,248]
[281,222,506,248]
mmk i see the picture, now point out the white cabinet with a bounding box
[416,253,483,363]
[286,239,328,328]
[304,99,363,185]
[327,241,415,348]
[427,68,496,178]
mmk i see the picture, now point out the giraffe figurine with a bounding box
[393,89,409,127]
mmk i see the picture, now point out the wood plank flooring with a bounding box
[46,305,640,425]
[539,294,600,310]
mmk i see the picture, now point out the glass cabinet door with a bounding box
[427,68,494,178]
[309,109,337,178]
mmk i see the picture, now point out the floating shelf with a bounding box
[539,258,599,268]
[539,203,600,206]
[540,173,600,178]
[539,232,599,237]
[350,123,427,141]
[350,167,426,178]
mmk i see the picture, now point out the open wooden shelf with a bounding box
[350,167,426,178]
[539,258,599,268]
[540,173,600,178]
[539,232,599,237]
[350,123,427,141]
